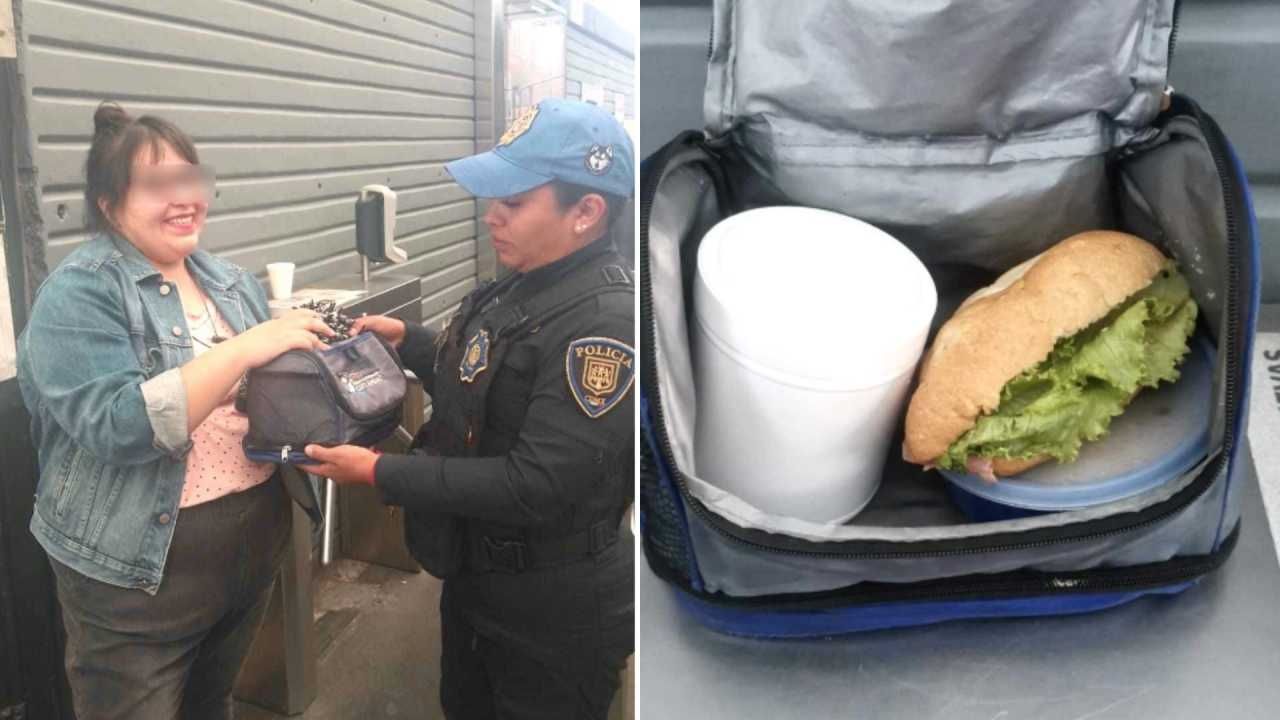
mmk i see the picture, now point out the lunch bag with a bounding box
[639,0,1262,637]
[242,332,407,464]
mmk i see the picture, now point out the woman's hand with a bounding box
[351,314,407,348]
[233,309,334,368]
[181,309,331,432]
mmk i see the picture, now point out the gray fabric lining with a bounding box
[651,119,1232,533]
[706,1,1174,140]
[650,124,1230,546]
[650,157,721,477]
[1115,116,1231,450]
[744,126,1121,271]
[703,0,1177,273]
[688,462,1229,596]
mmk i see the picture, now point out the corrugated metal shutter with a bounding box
[22,0,489,324]
[1170,0,1280,302]
[565,23,633,118]
[473,0,499,288]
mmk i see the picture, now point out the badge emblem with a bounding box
[499,106,540,146]
[585,144,614,175]
[566,337,635,418]
[459,329,491,383]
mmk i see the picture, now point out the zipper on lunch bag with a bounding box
[639,102,1249,560]
[1178,95,1251,547]
[243,444,310,464]
[649,522,1240,608]
[706,15,713,61]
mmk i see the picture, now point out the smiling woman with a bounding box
[83,105,208,247]
[13,102,335,719]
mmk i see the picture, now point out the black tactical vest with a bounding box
[404,253,633,577]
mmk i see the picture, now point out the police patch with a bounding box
[499,106,539,146]
[566,337,635,418]
[585,144,614,176]
[459,329,491,383]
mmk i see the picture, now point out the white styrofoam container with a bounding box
[692,207,937,524]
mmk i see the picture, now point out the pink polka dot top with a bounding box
[179,304,275,509]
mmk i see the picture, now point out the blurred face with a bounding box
[483,184,606,273]
[106,141,212,268]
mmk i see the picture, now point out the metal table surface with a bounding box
[638,309,1280,720]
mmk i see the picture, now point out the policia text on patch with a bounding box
[569,337,635,418]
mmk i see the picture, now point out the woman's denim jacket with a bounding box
[17,233,273,593]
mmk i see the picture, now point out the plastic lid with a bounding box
[693,207,937,390]
[941,334,1215,511]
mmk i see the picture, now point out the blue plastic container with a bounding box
[941,334,1215,521]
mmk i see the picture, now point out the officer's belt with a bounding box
[466,519,621,574]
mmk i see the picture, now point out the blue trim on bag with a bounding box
[1216,138,1262,550]
[642,391,706,592]
[671,583,1197,638]
[243,414,400,466]
[244,447,312,464]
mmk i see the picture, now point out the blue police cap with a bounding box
[445,98,634,200]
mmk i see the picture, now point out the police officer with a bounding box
[302,98,634,719]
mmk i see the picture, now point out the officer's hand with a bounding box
[298,444,379,486]
[350,314,406,348]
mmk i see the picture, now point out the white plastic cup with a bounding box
[692,207,937,524]
[266,262,296,301]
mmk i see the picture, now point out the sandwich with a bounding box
[902,230,1199,482]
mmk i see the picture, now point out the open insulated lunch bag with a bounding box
[242,332,407,465]
[640,0,1262,637]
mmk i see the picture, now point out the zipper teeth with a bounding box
[638,436,1213,560]
[705,13,714,61]
[1168,0,1183,69]
[676,462,1221,560]
[1188,102,1242,462]
[640,108,1245,560]
[681,549,1229,609]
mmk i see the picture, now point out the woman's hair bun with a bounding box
[93,102,131,135]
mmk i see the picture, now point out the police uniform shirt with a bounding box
[374,237,634,526]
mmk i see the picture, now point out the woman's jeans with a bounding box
[49,477,290,720]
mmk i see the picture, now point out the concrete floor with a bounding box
[236,559,445,719]
[235,558,632,719]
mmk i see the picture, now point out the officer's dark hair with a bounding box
[551,181,628,232]
[85,102,200,232]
